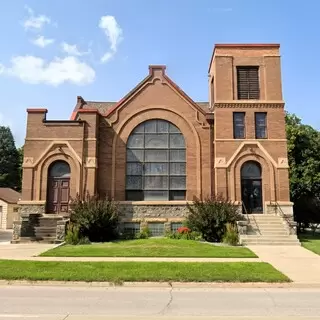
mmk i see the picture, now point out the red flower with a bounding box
[177,226,191,234]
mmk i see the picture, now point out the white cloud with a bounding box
[32,35,55,48]
[61,42,90,56]
[99,15,123,63]
[23,6,52,31]
[101,52,113,63]
[1,55,95,86]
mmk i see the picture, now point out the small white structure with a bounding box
[0,188,21,229]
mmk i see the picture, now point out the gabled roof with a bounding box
[0,188,21,204]
[71,65,208,120]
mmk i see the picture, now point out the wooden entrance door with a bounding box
[47,178,70,213]
[47,161,71,214]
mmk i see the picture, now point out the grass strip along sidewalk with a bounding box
[299,233,320,255]
[41,239,257,258]
[0,260,289,283]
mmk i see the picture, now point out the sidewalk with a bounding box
[248,245,320,284]
[0,243,56,259]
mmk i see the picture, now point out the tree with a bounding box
[0,126,20,190]
[285,112,320,230]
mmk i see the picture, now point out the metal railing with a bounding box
[241,200,249,221]
[270,200,295,234]
[240,200,261,235]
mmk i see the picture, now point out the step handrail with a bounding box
[241,201,261,235]
[270,200,295,234]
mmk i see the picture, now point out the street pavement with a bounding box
[0,285,320,319]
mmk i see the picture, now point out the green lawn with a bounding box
[299,232,320,255]
[41,239,257,258]
[0,260,289,283]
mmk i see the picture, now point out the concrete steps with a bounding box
[11,236,60,244]
[34,216,60,242]
[240,214,300,246]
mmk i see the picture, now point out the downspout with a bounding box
[79,121,87,200]
[206,113,214,198]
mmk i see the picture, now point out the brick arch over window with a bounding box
[230,152,276,206]
[111,106,201,200]
[37,150,81,202]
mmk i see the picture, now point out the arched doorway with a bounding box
[126,119,186,201]
[241,161,263,214]
[47,160,71,214]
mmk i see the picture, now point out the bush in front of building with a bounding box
[68,193,120,243]
[136,226,152,239]
[165,227,202,241]
[186,195,243,243]
[65,223,91,245]
[222,223,239,246]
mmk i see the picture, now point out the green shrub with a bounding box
[65,224,81,245]
[120,230,137,240]
[165,230,202,241]
[222,223,239,246]
[77,236,91,245]
[136,227,151,239]
[186,194,243,242]
[165,231,180,239]
[69,193,120,242]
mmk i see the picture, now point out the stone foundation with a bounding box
[56,219,69,241]
[119,202,190,221]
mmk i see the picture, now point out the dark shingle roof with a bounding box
[83,101,210,114]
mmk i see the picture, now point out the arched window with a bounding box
[126,119,186,201]
[241,161,261,180]
[48,160,71,178]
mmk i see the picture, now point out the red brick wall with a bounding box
[209,45,290,204]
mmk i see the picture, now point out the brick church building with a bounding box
[14,43,294,241]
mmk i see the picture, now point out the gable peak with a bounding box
[149,65,166,77]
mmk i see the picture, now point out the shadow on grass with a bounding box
[298,231,320,255]
[298,231,320,242]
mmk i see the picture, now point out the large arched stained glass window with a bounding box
[126,119,186,201]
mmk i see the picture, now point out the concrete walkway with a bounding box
[248,245,320,284]
[0,230,13,243]
[9,256,263,262]
[0,243,56,259]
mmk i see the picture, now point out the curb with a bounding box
[1,280,320,288]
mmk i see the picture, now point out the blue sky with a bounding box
[0,0,319,146]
